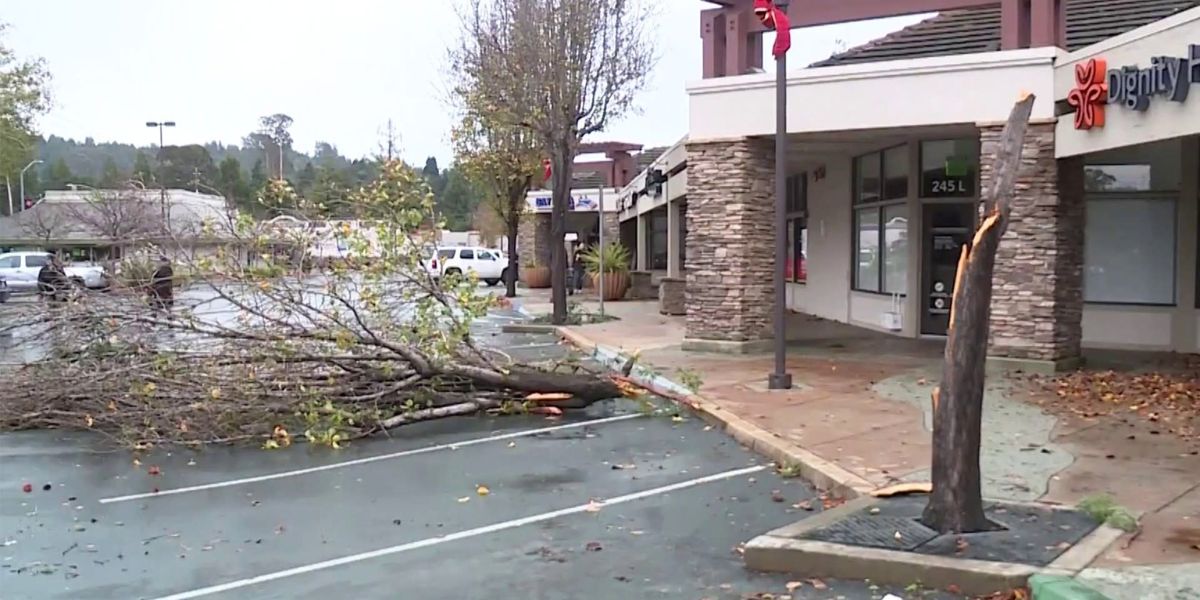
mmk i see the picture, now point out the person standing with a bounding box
[149,255,174,311]
[37,254,68,303]
[571,243,586,295]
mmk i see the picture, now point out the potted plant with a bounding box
[520,262,551,288]
[582,241,632,301]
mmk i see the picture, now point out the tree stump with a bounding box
[921,94,1037,534]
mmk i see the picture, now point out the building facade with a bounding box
[616,0,1200,369]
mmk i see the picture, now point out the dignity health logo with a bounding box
[1068,44,1200,130]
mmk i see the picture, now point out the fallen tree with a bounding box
[0,162,622,449]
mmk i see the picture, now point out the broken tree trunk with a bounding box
[921,94,1036,534]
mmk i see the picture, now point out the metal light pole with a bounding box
[597,185,606,316]
[767,1,793,390]
[19,159,43,212]
[146,120,176,223]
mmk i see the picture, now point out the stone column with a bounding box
[986,121,1084,372]
[517,213,553,267]
[682,138,775,353]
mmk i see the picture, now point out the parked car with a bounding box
[0,252,108,293]
[429,247,507,286]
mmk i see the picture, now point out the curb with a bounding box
[744,495,1124,597]
[555,326,875,500]
[499,323,559,334]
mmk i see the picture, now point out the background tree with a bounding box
[451,86,543,298]
[249,159,268,194]
[68,188,163,256]
[437,167,480,231]
[43,157,74,190]
[157,144,215,189]
[0,24,51,188]
[132,150,154,184]
[471,200,506,249]
[455,0,655,323]
[98,157,124,187]
[923,95,1036,533]
[246,113,294,180]
[216,155,252,212]
[19,200,64,244]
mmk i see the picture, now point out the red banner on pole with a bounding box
[753,0,791,58]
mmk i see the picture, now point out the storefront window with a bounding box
[853,149,907,294]
[1084,197,1176,305]
[854,154,881,204]
[1084,139,1182,192]
[647,209,668,270]
[883,204,908,294]
[854,209,881,292]
[883,145,909,200]
[786,173,807,283]
[920,139,978,198]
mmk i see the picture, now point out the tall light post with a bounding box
[19,159,43,213]
[758,0,793,390]
[146,120,176,223]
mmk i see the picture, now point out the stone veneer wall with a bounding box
[985,121,1085,364]
[684,138,775,343]
[516,213,553,267]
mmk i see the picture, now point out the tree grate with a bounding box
[801,515,939,551]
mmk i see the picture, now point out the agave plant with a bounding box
[580,241,631,275]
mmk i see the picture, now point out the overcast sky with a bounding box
[5,1,926,164]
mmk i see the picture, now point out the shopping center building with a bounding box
[616,0,1199,370]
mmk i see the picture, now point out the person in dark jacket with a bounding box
[149,256,174,311]
[37,255,68,302]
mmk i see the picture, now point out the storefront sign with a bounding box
[1068,45,1200,130]
[922,157,974,198]
[530,193,600,212]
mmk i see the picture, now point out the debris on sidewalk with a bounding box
[1028,368,1198,447]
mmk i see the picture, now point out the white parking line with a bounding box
[99,413,641,504]
[149,464,766,600]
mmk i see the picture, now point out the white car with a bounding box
[430,247,508,286]
[0,252,107,293]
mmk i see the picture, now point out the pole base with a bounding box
[767,372,793,390]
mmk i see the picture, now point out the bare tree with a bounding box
[68,188,163,255]
[454,0,655,323]
[19,202,64,245]
[922,94,1036,533]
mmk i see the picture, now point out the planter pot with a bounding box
[521,266,551,289]
[591,272,630,301]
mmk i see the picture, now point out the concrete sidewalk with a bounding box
[512,290,1200,599]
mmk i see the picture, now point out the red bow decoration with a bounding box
[1066,58,1107,130]
[754,0,791,58]
[542,158,552,183]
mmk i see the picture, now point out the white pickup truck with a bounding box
[0,252,108,300]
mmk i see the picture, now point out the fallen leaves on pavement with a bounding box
[1028,367,1198,447]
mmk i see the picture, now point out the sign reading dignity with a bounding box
[1107,44,1200,110]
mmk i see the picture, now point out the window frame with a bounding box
[459,249,476,260]
[852,146,909,295]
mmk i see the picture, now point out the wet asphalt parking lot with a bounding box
[1,309,961,600]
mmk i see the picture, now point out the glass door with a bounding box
[921,203,976,336]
